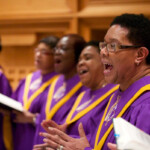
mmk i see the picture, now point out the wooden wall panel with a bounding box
[0,0,71,17]
[0,0,150,90]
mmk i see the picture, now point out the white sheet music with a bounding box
[113,117,150,150]
[0,93,23,112]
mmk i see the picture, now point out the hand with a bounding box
[107,143,117,150]
[41,120,68,133]
[33,143,50,150]
[0,108,11,116]
[34,123,90,150]
[13,110,37,124]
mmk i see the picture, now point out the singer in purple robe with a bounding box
[33,34,86,146]
[12,36,59,150]
[0,38,12,150]
[0,70,12,150]
[64,42,118,143]
[87,14,150,150]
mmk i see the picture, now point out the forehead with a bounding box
[82,46,98,54]
[57,36,74,47]
[37,42,50,49]
[104,25,129,43]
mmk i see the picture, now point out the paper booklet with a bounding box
[0,93,23,112]
[113,117,150,150]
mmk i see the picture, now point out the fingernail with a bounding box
[43,138,48,142]
[48,127,53,130]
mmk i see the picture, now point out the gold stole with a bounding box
[3,73,58,150]
[3,115,13,150]
[23,73,59,110]
[94,84,150,150]
[45,77,83,120]
[66,85,119,124]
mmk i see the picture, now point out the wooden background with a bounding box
[0,0,150,90]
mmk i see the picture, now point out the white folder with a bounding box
[0,93,23,112]
[113,117,150,150]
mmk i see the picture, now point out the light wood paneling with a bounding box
[0,0,150,90]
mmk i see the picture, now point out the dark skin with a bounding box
[33,36,85,150]
[34,42,55,75]
[33,45,106,150]
[13,42,55,124]
[54,35,78,80]
[33,123,90,150]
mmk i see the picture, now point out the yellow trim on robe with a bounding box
[66,85,119,124]
[45,77,59,120]
[66,91,85,124]
[3,115,13,150]
[23,73,59,110]
[94,84,150,150]
[23,73,32,109]
[45,78,83,120]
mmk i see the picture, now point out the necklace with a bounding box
[29,77,42,91]
[53,82,66,101]
[75,95,95,112]
[104,95,121,126]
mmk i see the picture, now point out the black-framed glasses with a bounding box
[99,42,142,52]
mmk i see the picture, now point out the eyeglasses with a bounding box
[34,48,54,55]
[99,42,142,52]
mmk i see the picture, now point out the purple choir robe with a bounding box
[85,76,150,150]
[33,74,85,145]
[0,71,12,150]
[66,84,117,145]
[12,70,57,150]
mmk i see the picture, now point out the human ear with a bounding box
[135,47,149,65]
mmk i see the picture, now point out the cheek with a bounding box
[44,57,54,64]
[90,65,100,79]
[66,56,76,66]
[66,52,76,62]
[115,58,132,77]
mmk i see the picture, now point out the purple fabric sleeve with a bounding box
[0,73,12,96]
[130,99,150,134]
[84,147,92,150]
[0,71,12,150]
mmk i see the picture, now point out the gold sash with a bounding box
[3,73,58,150]
[45,77,83,120]
[66,85,119,124]
[94,84,150,150]
[3,115,13,150]
[23,73,59,110]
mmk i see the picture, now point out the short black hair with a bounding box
[39,36,59,49]
[85,41,100,53]
[110,13,150,64]
[64,34,86,64]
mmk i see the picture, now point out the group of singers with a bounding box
[0,13,150,150]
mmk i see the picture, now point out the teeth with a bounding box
[79,70,87,75]
[104,63,111,65]
[80,70,84,74]
[104,63,112,69]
